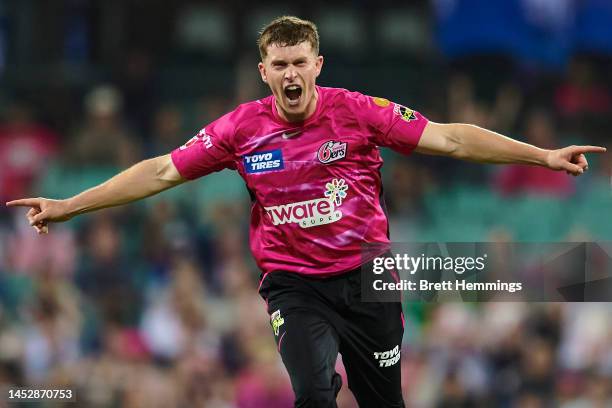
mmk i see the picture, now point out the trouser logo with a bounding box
[271,309,284,336]
[373,345,400,367]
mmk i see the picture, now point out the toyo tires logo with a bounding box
[264,179,349,228]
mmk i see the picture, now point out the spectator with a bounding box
[21,273,82,383]
[75,213,141,326]
[149,104,185,156]
[0,103,59,204]
[68,85,142,168]
[555,57,611,118]
[493,108,575,197]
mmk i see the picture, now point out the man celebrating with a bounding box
[7,16,606,408]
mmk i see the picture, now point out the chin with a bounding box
[282,101,304,113]
[286,104,305,113]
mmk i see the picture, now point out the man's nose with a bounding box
[284,66,297,80]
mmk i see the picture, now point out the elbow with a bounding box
[445,124,465,159]
[155,154,185,186]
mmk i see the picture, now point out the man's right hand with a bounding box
[5,198,72,234]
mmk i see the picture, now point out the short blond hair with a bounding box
[257,16,319,60]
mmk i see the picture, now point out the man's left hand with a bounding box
[546,145,607,176]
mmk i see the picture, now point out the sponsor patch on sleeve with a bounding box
[243,149,284,174]
[180,128,213,150]
[393,104,416,122]
[372,97,391,108]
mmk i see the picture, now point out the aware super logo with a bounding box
[264,179,349,229]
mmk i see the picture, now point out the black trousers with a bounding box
[258,264,405,408]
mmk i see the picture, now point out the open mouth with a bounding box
[284,85,303,105]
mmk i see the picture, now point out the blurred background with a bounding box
[0,0,610,407]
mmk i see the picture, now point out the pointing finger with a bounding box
[6,198,41,208]
[571,146,607,155]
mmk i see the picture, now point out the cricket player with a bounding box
[7,16,606,408]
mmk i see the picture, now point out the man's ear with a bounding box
[258,62,267,83]
[315,55,324,78]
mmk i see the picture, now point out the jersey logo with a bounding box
[393,104,416,122]
[179,129,212,150]
[282,130,301,139]
[264,178,348,229]
[243,149,284,174]
[317,140,347,164]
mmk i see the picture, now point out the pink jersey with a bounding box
[171,86,428,276]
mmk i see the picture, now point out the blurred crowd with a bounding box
[0,1,611,407]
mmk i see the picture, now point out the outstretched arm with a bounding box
[416,122,606,175]
[6,154,186,234]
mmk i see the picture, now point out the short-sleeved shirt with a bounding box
[171,86,428,276]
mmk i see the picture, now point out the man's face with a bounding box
[258,41,323,122]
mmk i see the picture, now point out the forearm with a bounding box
[449,123,549,166]
[65,154,185,218]
[416,121,605,176]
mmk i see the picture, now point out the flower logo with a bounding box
[324,178,348,206]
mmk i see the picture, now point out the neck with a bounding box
[276,88,319,123]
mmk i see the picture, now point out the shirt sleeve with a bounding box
[170,112,237,180]
[349,92,429,155]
